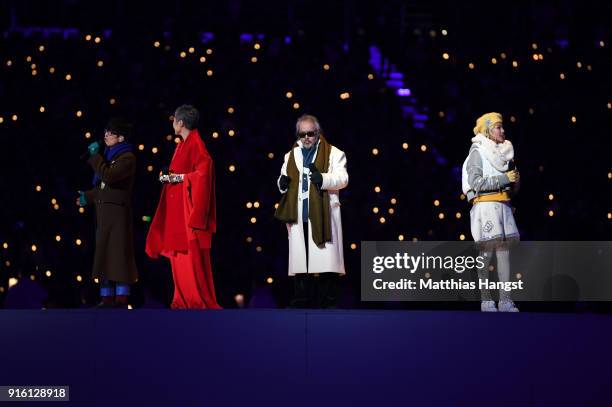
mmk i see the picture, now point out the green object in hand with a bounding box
[88,141,101,156]
[78,191,87,206]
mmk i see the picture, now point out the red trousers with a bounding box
[168,244,221,310]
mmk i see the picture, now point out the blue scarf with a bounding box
[92,142,133,186]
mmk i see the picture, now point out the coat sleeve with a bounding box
[277,152,290,193]
[466,148,510,193]
[88,153,136,184]
[321,149,349,191]
[184,153,214,230]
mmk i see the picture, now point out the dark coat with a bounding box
[85,151,138,284]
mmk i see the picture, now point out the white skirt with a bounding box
[470,201,520,242]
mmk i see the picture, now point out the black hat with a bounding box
[105,117,133,139]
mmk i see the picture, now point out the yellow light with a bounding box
[206,48,213,55]
[227,107,235,114]
[372,148,379,156]
[76,239,82,246]
[398,235,404,241]
[600,41,605,47]
[548,193,554,200]
[65,74,72,81]
[206,70,213,76]
[2,242,7,249]
[491,58,497,64]
[199,56,206,63]
[254,201,260,208]
[39,45,45,52]
[456,212,462,219]
[85,34,92,41]
[267,152,274,159]
[180,51,187,58]
[49,67,55,74]
[30,275,36,281]
[39,106,45,113]
[152,147,158,154]
[8,278,19,288]
[6,59,12,67]
[468,62,475,69]
[31,70,37,76]
[340,92,350,100]
[250,217,257,224]
[532,54,539,61]
[538,54,544,60]
[367,73,374,80]
[285,91,293,98]
[128,305,133,310]
[55,235,61,242]
[154,41,160,48]
[138,144,145,151]
[76,110,83,117]
[500,52,507,59]
[323,64,330,70]
[390,198,397,205]
[459,234,466,241]
[228,129,235,137]
[94,36,101,43]
[274,203,279,209]
[4,261,9,267]
[529,108,535,115]
[78,207,85,214]
[532,43,538,50]
[350,243,357,250]
[266,277,273,284]
[256,246,262,253]
[31,244,37,252]
[293,102,300,109]
[51,198,57,204]
[379,217,386,224]
[374,186,381,193]
[53,204,60,210]
[251,56,258,63]
[76,275,83,282]
[442,52,450,60]
[577,61,582,68]
[372,207,379,214]
[0,117,3,123]
[441,29,448,36]
[420,144,427,152]
[188,47,195,53]
[246,202,253,209]
[608,172,612,179]
[571,116,577,123]
[146,165,153,172]
[510,116,517,123]
[46,270,52,277]
[608,213,611,220]
[35,185,42,192]
[246,236,253,243]
[212,132,219,139]
[166,135,172,141]
[26,55,32,62]
[229,165,236,172]
[512,60,519,68]
[438,213,445,220]
[388,208,395,215]
[31,63,37,69]
[109,98,116,105]
[254,43,261,50]
[548,210,554,217]
[438,111,445,118]
[12,114,18,121]
[402,142,409,150]
[174,137,181,143]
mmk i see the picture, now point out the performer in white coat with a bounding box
[275,114,349,308]
[462,112,521,312]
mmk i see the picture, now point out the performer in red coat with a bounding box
[146,105,221,309]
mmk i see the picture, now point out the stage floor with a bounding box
[1,309,611,406]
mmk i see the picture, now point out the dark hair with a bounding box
[105,116,133,139]
[174,104,200,130]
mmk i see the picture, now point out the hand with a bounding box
[309,170,322,187]
[506,169,520,183]
[77,190,87,207]
[279,175,290,190]
[159,172,171,183]
[88,141,101,156]
[168,174,184,184]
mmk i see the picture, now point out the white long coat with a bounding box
[277,140,349,275]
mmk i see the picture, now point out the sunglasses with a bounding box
[296,130,319,139]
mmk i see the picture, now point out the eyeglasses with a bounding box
[296,130,319,139]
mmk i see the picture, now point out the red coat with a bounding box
[146,129,216,258]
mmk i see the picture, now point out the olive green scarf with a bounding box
[274,136,332,246]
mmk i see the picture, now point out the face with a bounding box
[172,117,182,135]
[104,130,123,147]
[297,120,319,149]
[488,123,505,143]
